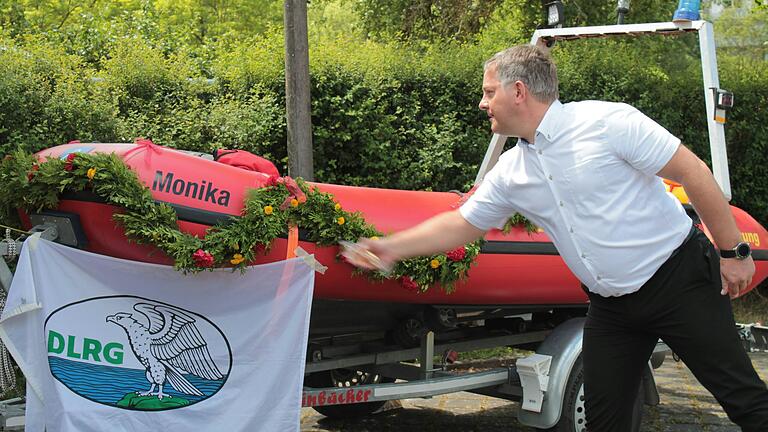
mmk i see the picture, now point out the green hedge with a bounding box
[0,40,118,154]
[0,32,766,227]
[718,55,768,227]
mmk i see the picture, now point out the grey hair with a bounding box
[484,45,559,103]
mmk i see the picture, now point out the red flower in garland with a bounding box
[192,249,214,267]
[27,164,39,181]
[400,276,420,293]
[447,246,467,262]
[64,153,77,171]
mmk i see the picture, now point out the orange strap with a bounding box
[286,224,299,259]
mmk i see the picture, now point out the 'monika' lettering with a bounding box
[152,171,231,207]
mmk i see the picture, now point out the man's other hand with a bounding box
[720,257,755,299]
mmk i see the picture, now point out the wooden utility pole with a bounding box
[283,0,314,180]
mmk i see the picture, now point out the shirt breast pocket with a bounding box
[562,159,609,214]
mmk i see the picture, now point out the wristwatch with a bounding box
[719,242,751,260]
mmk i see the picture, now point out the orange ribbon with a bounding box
[278,176,307,210]
[286,224,299,259]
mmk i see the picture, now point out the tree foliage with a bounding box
[0,0,283,37]
[711,2,768,59]
[0,0,283,68]
[346,0,680,42]
[352,0,506,41]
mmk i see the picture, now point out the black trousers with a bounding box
[583,228,768,432]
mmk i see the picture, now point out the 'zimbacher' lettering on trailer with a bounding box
[741,232,761,247]
[302,388,373,407]
[153,171,231,207]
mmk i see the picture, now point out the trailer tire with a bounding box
[543,356,643,432]
[304,369,394,418]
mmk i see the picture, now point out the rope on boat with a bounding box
[0,227,23,394]
[0,291,16,393]
[0,294,16,395]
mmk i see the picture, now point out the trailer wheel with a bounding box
[390,317,424,348]
[305,369,394,418]
[544,356,643,432]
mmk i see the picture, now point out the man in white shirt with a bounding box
[350,45,768,431]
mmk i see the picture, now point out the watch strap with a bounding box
[719,242,751,259]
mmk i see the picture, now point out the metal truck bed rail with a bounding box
[738,323,768,352]
[302,368,516,408]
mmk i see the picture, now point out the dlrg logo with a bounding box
[45,296,231,411]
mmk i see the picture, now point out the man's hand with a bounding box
[359,238,399,271]
[720,257,755,299]
[341,238,399,273]
[341,210,486,272]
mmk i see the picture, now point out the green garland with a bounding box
[0,150,496,293]
[503,213,538,234]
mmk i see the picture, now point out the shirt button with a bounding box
[581,253,586,258]
[559,201,564,207]
[548,175,553,180]
[538,150,543,155]
[570,227,574,233]
[597,276,602,281]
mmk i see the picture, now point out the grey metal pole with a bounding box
[616,0,630,25]
[283,0,314,180]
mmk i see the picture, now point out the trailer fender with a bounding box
[517,317,585,429]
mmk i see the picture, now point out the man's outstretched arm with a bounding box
[657,144,754,298]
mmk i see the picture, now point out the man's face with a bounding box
[479,66,518,136]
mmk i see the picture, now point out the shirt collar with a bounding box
[532,99,563,145]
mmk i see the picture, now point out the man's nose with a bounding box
[478,98,488,110]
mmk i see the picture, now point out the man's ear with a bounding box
[513,80,526,101]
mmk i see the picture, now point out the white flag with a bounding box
[0,236,314,432]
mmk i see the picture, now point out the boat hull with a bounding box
[26,143,768,307]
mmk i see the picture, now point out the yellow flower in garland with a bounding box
[230,253,245,265]
[291,198,299,208]
[430,259,441,269]
[264,205,273,215]
[86,168,97,180]
[371,236,379,240]
[334,203,341,211]
[337,216,345,225]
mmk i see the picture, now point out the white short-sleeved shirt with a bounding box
[460,100,692,297]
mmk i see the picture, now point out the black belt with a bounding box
[669,224,698,261]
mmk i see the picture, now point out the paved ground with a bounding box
[301,352,768,431]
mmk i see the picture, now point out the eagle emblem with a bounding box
[107,302,224,399]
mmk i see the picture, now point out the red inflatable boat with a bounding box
[22,142,768,338]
